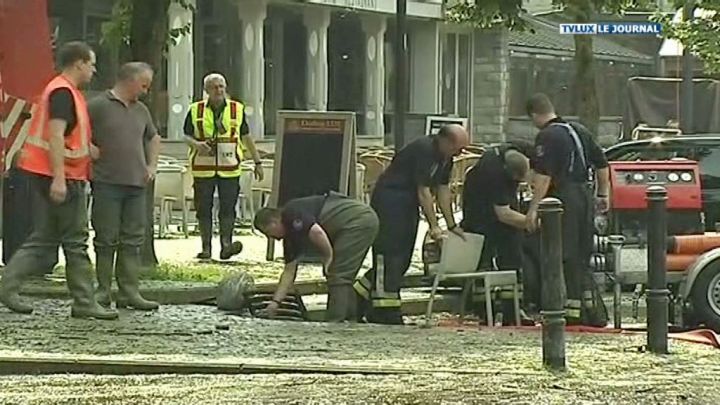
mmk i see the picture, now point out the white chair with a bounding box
[237,163,256,229]
[155,164,190,238]
[252,159,274,208]
[425,232,521,327]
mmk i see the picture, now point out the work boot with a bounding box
[326,285,357,322]
[219,217,243,260]
[196,220,212,260]
[0,265,34,314]
[367,307,404,325]
[66,260,118,320]
[355,292,369,323]
[115,247,159,311]
[94,248,115,307]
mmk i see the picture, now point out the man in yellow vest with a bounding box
[183,73,263,260]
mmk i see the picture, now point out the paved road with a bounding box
[0,301,718,404]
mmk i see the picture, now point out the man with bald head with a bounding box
[354,124,469,325]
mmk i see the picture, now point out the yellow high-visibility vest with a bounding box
[188,99,245,178]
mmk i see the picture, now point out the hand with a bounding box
[258,301,280,319]
[429,226,444,241]
[525,209,539,233]
[254,163,264,181]
[90,144,100,160]
[195,140,212,155]
[595,196,610,214]
[449,225,466,241]
[49,177,67,204]
[145,165,157,183]
[322,258,333,278]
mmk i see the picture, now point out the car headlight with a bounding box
[680,172,693,182]
[632,173,644,182]
[668,172,680,182]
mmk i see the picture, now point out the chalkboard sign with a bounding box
[266,111,356,261]
[425,116,469,136]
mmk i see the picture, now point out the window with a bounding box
[440,32,471,117]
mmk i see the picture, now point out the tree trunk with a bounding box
[568,0,600,137]
[128,0,170,268]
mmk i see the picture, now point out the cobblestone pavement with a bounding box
[0,301,719,404]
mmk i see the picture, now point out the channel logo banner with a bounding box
[559,22,662,35]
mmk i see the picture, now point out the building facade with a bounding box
[48,0,658,146]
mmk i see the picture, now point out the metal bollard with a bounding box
[646,186,669,354]
[539,198,566,371]
[608,235,626,330]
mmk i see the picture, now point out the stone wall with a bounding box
[471,28,510,144]
[506,116,624,147]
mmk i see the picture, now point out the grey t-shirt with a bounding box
[89,91,158,187]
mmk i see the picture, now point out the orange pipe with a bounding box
[669,234,720,255]
[667,254,698,272]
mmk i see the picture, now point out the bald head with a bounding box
[504,149,530,181]
[437,124,470,158]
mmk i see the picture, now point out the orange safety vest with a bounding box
[17,75,91,181]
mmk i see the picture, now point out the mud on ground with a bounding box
[0,301,718,404]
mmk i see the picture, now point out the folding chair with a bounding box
[425,232,521,327]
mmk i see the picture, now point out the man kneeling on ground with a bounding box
[254,192,379,322]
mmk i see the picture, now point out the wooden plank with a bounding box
[0,356,543,376]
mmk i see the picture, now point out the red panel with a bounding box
[609,161,702,210]
[0,0,53,103]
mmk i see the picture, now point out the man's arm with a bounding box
[308,224,334,270]
[272,261,299,304]
[241,135,262,164]
[418,186,440,230]
[495,205,527,229]
[529,173,552,212]
[48,119,68,180]
[147,135,161,168]
[436,185,456,228]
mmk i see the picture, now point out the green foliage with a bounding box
[101,0,195,51]
[653,1,720,75]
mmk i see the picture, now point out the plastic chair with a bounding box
[425,232,521,327]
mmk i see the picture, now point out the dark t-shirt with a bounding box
[531,117,608,189]
[183,101,250,138]
[281,195,327,263]
[462,146,519,234]
[376,136,453,191]
[48,88,76,136]
[88,91,158,188]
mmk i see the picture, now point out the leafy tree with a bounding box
[447,0,651,137]
[654,0,720,75]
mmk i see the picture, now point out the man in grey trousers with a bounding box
[88,62,161,310]
[254,192,379,322]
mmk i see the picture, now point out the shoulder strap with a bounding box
[549,122,587,172]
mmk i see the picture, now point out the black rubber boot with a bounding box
[67,262,118,320]
[94,248,115,307]
[219,217,242,260]
[196,220,212,260]
[0,264,34,314]
[326,285,357,322]
[115,247,159,311]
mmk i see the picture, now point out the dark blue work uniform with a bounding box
[353,136,453,324]
[532,117,608,325]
